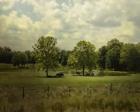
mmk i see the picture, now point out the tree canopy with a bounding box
[0,47,13,63]
[120,44,140,71]
[98,46,107,69]
[105,39,123,70]
[69,40,96,75]
[33,36,59,77]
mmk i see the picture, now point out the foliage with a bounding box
[1,38,140,72]
[69,40,96,75]
[59,50,69,66]
[106,39,123,70]
[33,36,59,77]
[25,50,36,64]
[98,46,107,69]
[12,51,28,67]
[0,46,13,63]
[68,51,78,69]
[120,44,140,71]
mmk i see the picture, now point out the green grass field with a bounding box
[0,68,140,87]
[0,64,140,112]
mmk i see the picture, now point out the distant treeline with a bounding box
[0,47,36,67]
[0,38,140,72]
[98,39,140,72]
[0,46,70,68]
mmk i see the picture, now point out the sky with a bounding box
[0,0,140,51]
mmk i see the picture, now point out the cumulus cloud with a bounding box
[0,0,140,50]
[0,0,20,11]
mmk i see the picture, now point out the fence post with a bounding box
[109,83,113,95]
[68,86,71,96]
[47,86,50,97]
[22,87,25,99]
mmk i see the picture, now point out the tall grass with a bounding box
[0,83,140,112]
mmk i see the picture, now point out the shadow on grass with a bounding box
[36,75,64,78]
[72,74,95,77]
[47,76,64,78]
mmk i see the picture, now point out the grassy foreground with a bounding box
[0,65,140,112]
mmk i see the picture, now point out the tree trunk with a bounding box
[45,68,49,77]
[82,65,85,76]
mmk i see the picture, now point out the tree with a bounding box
[70,40,96,76]
[98,46,107,69]
[120,44,140,71]
[0,46,13,63]
[25,50,32,64]
[106,39,122,70]
[12,52,20,67]
[68,51,78,69]
[33,36,59,77]
[59,50,69,66]
[12,51,28,68]
[106,47,121,70]
[25,50,36,65]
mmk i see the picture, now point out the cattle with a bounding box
[56,72,64,77]
[76,71,81,75]
[85,72,90,76]
[85,71,95,76]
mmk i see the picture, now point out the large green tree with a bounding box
[33,36,59,77]
[106,39,122,70]
[69,40,96,76]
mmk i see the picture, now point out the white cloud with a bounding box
[0,10,38,50]
[0,0,140,50]
[0,0,18,10]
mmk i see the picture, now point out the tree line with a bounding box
[0,36,140,76]
[0,47,36,68]
[98,39,140,72]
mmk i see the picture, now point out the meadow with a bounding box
[0,64,140,112]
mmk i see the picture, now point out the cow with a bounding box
[56,72,64,78]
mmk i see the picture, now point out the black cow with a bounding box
[56,72,64,77]
[76,71,81,75]
[85,71,95,76]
